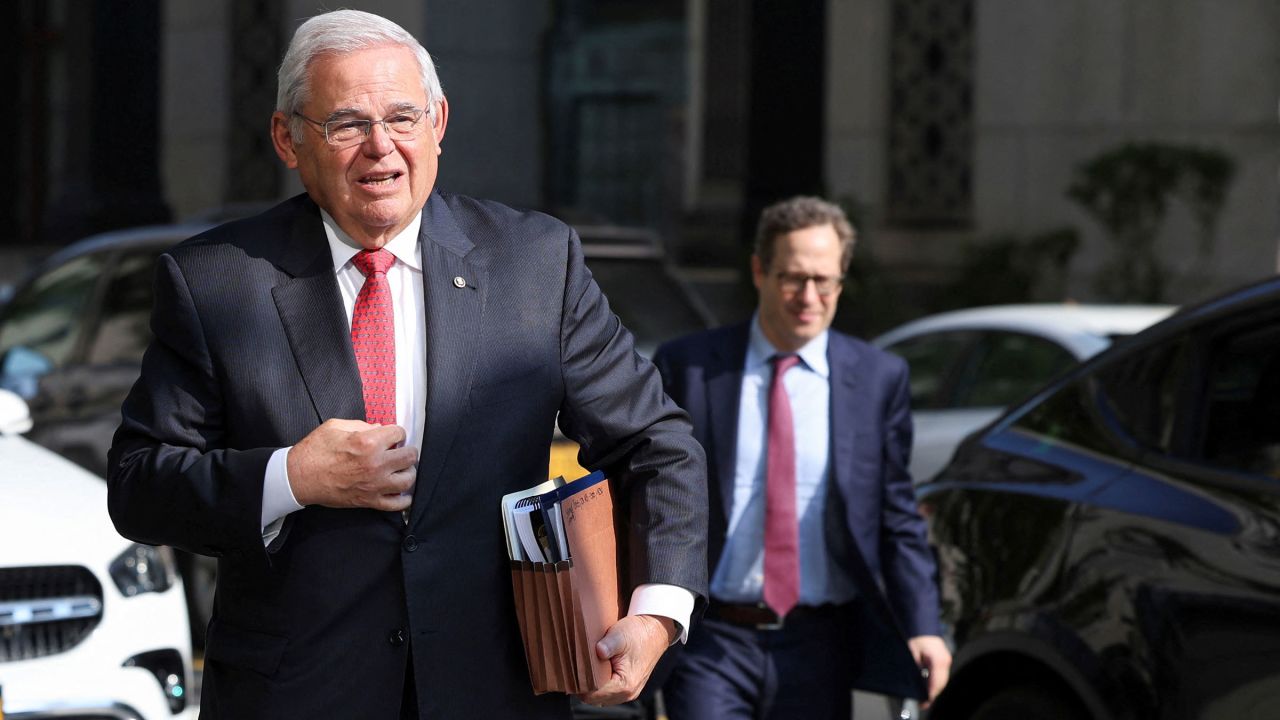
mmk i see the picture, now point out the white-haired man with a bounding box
[108,10,706,719]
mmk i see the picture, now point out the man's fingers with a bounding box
[374,491,413,513]
[926,663,950,704]
[386,465,417,494]
[361,422,408,448]
[595,623,625,661]
[578,615,671,706]
[325,418,376,433]
[384,444,419,471]
[290,420,418,509]
[579,625,632,705]
[906,634,952,708]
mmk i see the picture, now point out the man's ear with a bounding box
[271,111,299,169]
[431,98,449,152]
[751,254,765,291]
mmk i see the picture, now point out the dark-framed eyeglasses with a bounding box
[293,108,428,148]
[775,272,844,296]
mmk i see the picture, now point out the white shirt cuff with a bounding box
[628,583,694,644]
[262,446,304,546]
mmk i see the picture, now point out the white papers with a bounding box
[513,505,547,563]
[501,476,565,561]
[501,471,608,563]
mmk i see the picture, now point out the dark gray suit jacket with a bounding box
[107,192,708,719]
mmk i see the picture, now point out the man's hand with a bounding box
[577,614,677,707]
[287,419,418,511]
[907,634,952,708]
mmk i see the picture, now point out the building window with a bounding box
[887,0,974,228]
[545,0,686,229]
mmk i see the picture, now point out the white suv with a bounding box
[0,390,195,720]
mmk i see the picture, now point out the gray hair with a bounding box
[277,9,444,140]
[753,196,857,273]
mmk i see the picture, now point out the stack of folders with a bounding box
[501,470,625,694]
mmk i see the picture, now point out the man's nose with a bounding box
[799,278,822,303]
[361,121,395,156]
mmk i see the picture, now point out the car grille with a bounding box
[0,565,104,662]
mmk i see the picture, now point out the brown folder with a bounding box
[506,471,626,694]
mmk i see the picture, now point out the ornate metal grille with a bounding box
[888,0,974,227]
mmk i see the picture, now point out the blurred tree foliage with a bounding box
[1067,142,1235,302]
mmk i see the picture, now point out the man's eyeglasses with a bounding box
[294,108,428,148]
[775,272,844,296]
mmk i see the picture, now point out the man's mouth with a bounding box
[359,171,403,187]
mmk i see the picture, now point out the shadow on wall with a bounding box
[1067,142,1235,304]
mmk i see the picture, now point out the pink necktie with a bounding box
[764,354,801,618]
[351,249,396,426]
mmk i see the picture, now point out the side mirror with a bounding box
[0,345,55,400]
[0,388,33,435]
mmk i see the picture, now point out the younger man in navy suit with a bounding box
[654,196,950,719]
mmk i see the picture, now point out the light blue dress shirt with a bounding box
[710,316,858,606]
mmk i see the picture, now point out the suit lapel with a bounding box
[271,200,366,426]
[707,324,749,522]
[409,194,487,527]
[827,333,862,496]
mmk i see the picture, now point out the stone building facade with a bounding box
[9,1,1278,319]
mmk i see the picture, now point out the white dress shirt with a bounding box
[258,211,691,639]
[260,211,424,539]
[710,315,858,606]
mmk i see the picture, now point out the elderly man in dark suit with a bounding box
[107,10,706,719]
[653,197,951,719]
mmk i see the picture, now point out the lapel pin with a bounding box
[453,276,467,288]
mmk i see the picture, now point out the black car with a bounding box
[920,276,1280,720]
[0,216,713,667]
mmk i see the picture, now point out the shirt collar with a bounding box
[746,312,830,378]
[321,209,423,273]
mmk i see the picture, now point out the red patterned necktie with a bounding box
[351,249,396,426]
[763,353,801,618]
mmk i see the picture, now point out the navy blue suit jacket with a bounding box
[653,322,940,698]
[107,192,708,719]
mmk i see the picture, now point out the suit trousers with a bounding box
[663,606,855,720]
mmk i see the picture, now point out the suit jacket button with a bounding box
[403,535,418,552]
[389,629,406,646]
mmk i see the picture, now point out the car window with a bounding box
[883,331,976,410]
[1194,320,1280,477]
[1016,308,1280,480]
[85,249,164,365]
[1095,336,1188,454]
[1013,335,1187,459]
[586,257,709,357]
[0,253,107,369]
[955,332,1077,408]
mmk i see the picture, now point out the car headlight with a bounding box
[109,543,177,597]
